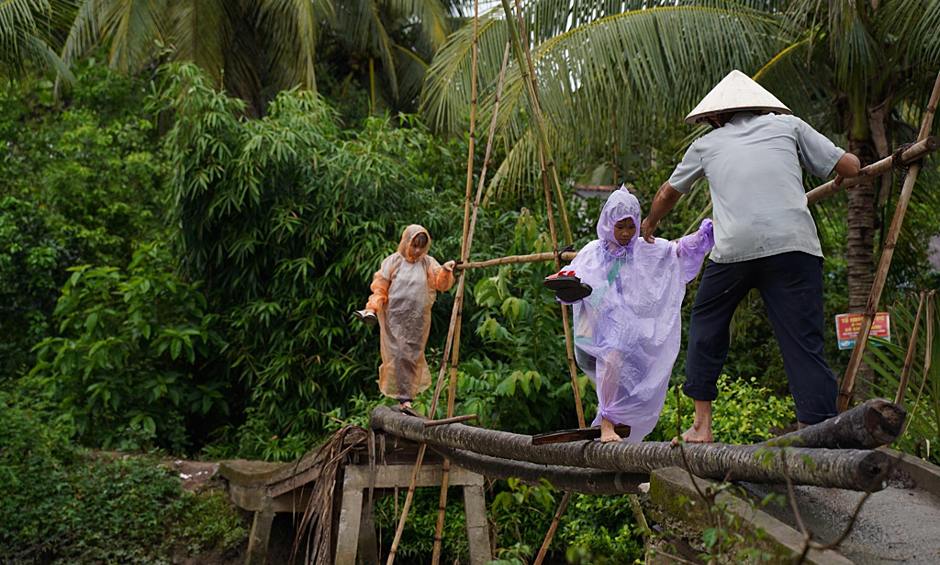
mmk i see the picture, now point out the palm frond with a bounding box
[1,0,76,79]
[258,0,332,92]
[385,0,451,50]
[167,0,231,85]
[336,0,399,99]
[98,0,168,72]
[427,1,783,196]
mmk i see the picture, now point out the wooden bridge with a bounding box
[219,399,940,565]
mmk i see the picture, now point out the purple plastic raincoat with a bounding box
[565,187,714,441]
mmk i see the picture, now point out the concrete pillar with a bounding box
[463,484,492,565]
[245,494,275,565]
[357,497,379,565]
[335,473,364,565]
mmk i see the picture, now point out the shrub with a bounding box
[650,376,795,444]
[0,390,247,565]
[30,244,226,451]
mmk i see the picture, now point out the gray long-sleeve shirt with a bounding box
[667,113,844,263]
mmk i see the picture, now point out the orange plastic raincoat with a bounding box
[366,225,455,400]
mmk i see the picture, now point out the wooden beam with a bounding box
[429,445,646,495]
[766,399,906,449]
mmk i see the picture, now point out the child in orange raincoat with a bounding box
[354,225,456,412]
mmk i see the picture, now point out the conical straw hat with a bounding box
[685,70,791,125]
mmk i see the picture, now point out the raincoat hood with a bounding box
[397,225,431,263]
[597,186,640,258]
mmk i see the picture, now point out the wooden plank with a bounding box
[531,425,632,445]
[343,464,483,490]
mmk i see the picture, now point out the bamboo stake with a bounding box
[430,37,512,565]
[513,0,573,245]
[499,0,585,430]
[807,136,940,205]
[387,4,483,562]
[455,251,579,270]
[896,292,926,405]
[839,70,940,411]
[423,414,478,428]
[500,3,586,562]
[904,291,935,438]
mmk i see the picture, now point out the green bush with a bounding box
[149,62,468,459]
[30,244,226,451]
[0,390,247,565]
[0,62,166,378]
[650,376,795,444]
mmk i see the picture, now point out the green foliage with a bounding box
[866,293,940,465]
[375,487,471,561]
[0,61,166,378]
[559,494,645,564]
[0,389,247,564]
[149,61,467,459]
[651,377,795,444]
[30,244,226,451]
[0,196,74,373]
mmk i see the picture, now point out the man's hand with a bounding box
[833,173,844,188]
[641,217,659,243]
[442,260,456,272]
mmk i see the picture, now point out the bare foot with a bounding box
[599,418,622,443]
[670,421,714,447]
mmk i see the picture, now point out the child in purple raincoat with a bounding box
[556,187,714,442]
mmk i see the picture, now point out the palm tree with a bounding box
[58,0,454,115]
[0,0,75,81]
[423,0,940,378]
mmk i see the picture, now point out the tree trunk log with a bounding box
[766,399,906,449]
[429,445,646,495]
[371,407,888,491]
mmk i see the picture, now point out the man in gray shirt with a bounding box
[641,70,860,444]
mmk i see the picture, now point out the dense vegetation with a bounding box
[3,1,940,562]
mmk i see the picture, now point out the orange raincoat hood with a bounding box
[397,225,431,263]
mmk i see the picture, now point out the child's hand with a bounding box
[443,260,456,272]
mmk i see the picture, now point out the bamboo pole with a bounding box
[423,414,478,427]
[430,38,512,565]
[455,251,579,270]
[386,5,483,563]
[904,291,935,437]
[806,136,940,205]
[512,0,573,245]
[500,3,586,561]
[896,293,926,405]
[499,0,585,430]
[838,70,940,412]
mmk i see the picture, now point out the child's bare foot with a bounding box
[599,418,622,443]
[670,421,714,447]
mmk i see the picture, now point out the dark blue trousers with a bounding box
[684,252,838,425]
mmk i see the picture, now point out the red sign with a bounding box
[835,313,891,350]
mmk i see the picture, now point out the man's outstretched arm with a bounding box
[832,152,861,187]
[642,181,683,242]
